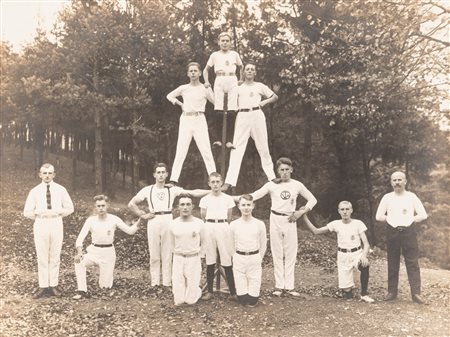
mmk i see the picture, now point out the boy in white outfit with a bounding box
[303,201,375,303]
[169,194,206,306]
[229,194,267,307]
[167,62,216,185]
[200,172,237,300]
[203,32,243,149]
[73,195,140,299]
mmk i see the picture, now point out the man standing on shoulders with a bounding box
[24,163,74,298]
[128,162,208,290]
[169,194,206,306]
[222,63,279,192]
[249,157,317,297]
[376,171,428,304]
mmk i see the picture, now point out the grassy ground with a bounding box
[1,146,449,337]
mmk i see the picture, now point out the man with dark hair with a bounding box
[376,171,427,304]
[128,163,208,289]
[73,195,140,300]
[249,157,317,297]
[24,163,74,298]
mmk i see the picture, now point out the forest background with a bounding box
[1,0,449,268]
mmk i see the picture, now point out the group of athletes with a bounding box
[23,32,428,307]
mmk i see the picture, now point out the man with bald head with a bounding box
[376,171,427,304]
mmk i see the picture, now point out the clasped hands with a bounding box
[288,206,308,223]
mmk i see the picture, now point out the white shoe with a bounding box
[287,290,301,297]
[272,290,283,296]
[361,295,375,303]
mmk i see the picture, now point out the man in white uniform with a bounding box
[223,63,278,191]
[250,157,317,296]
[24,163,74,298]
[203,32,243,148]
[229,194,267,307]
[166,62,216,185]
[73,195,140,299]
[376,171,427,304]
[303,201,375,303]
[128,162,208,289]
[169,194,206,306]
[199,172,236,300]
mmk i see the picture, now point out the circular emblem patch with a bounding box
[280,191,291,200]
[157,192,165,201]
[192,231,197,238]
[225,60,230,66]
[402,209,407,214]
[250,91,254,97]
[350,235,355,241]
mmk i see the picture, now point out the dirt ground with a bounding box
[1,147,449,337]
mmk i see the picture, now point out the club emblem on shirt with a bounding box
[225,60,230,66]
[351,235,355,241]
[280,191,291,200]
[107,230,111,236]
[157,192,165,201]
[192,231,197,238]
[250,91,254,97]
[402,209,407,214]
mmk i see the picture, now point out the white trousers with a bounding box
[170,115,216,183]
[225,110,276,186]
[33,218,63,287]
[172,254,202,305]
[75,245,116,291]
[233,253,262,297]
[213,76,238,111]
[147,214,173,286]
[270,213,298,290]
[205,222,233,266]
[337,250,363,289]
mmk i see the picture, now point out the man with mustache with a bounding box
[375,171,428,304]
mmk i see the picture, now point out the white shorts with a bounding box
[337,249,363,289]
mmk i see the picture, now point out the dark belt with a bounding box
[236,250,259,256]
[271,210,289,216]
[338,246,361,253]
[216,72,236,76]
[154,211,172,215]
[206,219,227,223]
[238,106,260,112]
[388,225,411,232]
[93,243,113,248]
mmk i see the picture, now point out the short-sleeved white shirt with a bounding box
[169,217,205,255]
[206,50,243,74]
[166,84,213,113]
[199,193,235,220]
[326,219,367,249]
[238,82,274,109]
[133,185,184,212]
[376,191,427,227]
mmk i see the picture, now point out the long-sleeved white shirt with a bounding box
[75,214,138,247]
[169,217,206,256]
[251,179,317,214]
[166,84,213,113]
[375,191,427,227]
[229,217,267,259]
[24,181,74,219]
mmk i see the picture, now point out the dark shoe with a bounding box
[342,290,353,300]
[32,287,49,299]
[49,287,62,297]
[412,294,426,304]
[384,293,397,301]
[271,178,282,184]
[72,291,90,300]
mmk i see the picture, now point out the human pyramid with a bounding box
[24,32,428,307]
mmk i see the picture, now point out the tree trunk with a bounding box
[72,132,79,191]
[93,60,103,194]
[303,103,313,185]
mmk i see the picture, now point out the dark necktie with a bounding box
[46,184,52,209]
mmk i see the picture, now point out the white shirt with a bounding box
[376,191,427,227]
[251,180,317,214]
[327,219,367,249]
[24,181,74,219]
[229,217,267,258]
[238,82,274,109]
[166,84,213,113]
[206,50,243,74]
[169,217,206,255]
[75,214,138,247]
[133,185,184,212]
[199,193,235,220]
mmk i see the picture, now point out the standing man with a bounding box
[249,157,317,296]
[229,194,267,307]
[169,194,207,306]
[166,62,216,186]
[222,63,278,192]
[73,195,140,300]
[24,163,74,298]
[200,172,237,300]
[375,171,428,304]
[128,162,208,289]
